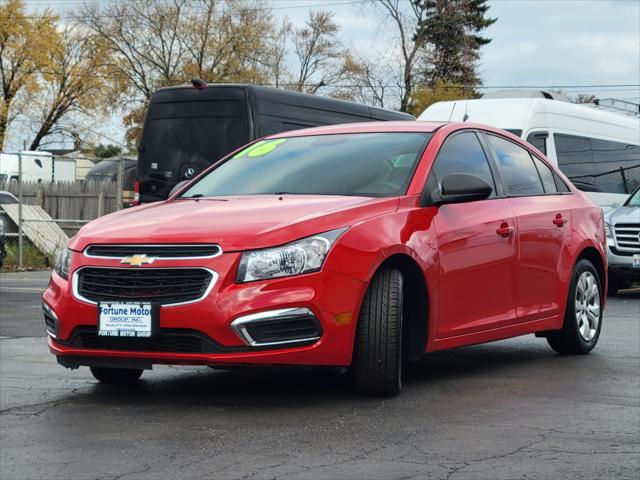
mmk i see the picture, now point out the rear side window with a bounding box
[488,135,544,196]
[531,155,556,193]
[431,132,496,193]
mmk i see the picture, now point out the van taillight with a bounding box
[133,181,140,206]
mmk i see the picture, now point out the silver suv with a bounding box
[605,186,640,295]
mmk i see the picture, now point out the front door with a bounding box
[429,131,518,338]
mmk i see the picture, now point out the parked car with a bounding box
[418,91,640,210]
[85,158,137,207]
[45,122,607,396]
[604,185,640,295]
[0,190,18,269]
[136,83,414,204]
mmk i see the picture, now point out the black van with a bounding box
[136,84,415,203]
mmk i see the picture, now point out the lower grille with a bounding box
[76,267,214,305]
[614,224,640,252]
[65,328,223,353]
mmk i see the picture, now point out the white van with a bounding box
[418,92,640,208]
[0,151,76,183]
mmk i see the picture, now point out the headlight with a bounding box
[54,246,72,280]
[237,228,347,283]
[605,222,613,239]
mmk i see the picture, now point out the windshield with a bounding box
[626,187,640,207]
[180,132,432,198]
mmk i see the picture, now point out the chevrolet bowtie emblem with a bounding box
[120,254,156,266]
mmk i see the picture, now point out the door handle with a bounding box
[496,222,514,238]
[553,214,567,226]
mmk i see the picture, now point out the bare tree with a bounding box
[290,10,357,94]
[370,0,432,112]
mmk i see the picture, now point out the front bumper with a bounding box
[44,251,366,368]
[606,240,640,284]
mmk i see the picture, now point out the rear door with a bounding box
[484,133,572,322]
[431,131,518,338]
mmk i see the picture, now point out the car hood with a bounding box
[606,205,640,225]
[69,195,399,252]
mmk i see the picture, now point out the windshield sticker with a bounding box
[247,139,287,158]
[234,139,287,159]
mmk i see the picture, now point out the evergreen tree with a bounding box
[414,0,496,89]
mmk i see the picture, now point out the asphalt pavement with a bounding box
[0,271,639,480]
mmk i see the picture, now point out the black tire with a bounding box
[547,259,603,354]
[352,268,403,396]
[90,366,143,384]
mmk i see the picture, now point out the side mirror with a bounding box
[168,180,189,198]
[434,173,493,205]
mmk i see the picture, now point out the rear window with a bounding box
[140,116,248,179]
[181,132,432,198]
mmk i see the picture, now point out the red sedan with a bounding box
[44,122,607,396]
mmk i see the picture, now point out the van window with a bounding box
[555,133,639,193]
[488,135,544,196]
[526,132,547,155]
[431,132,496,194]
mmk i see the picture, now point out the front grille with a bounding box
[76,267,213,305]
[66,328,223,353]
[614,224,640,252]
[85,244,221,258]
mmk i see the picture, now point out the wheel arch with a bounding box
[576,246,606,293]
[374,253,430,361]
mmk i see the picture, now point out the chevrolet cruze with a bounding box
[44,122,607,396]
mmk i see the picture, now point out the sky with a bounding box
[13,0,640,150]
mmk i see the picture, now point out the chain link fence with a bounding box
[567,164,640,195]
[1,151,136,270]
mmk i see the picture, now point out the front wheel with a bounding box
[90,366,143,384]
[547,259,603,354]
[352,268,403,396]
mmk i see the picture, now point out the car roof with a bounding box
[265,121,525,139]
[267,121,446,139]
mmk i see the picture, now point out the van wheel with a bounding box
[352,268,403,396]
[90,366,143,384]
[547,259,602,354]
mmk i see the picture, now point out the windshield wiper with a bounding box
[182,193,204,199]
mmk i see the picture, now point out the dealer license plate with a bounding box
[98,302,153,337]
[633,254,640,269]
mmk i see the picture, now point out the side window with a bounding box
[526,132,547,155]
[553,172,571,192]
[554,133,594,178]
[487,135,545,196]
[432,132,496,194]
[531,155,556,193]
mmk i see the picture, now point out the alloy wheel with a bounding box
[575,271,600,341]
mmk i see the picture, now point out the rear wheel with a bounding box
[547,259,602,354]
[90,366,143,384]
[352,268,403,396]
